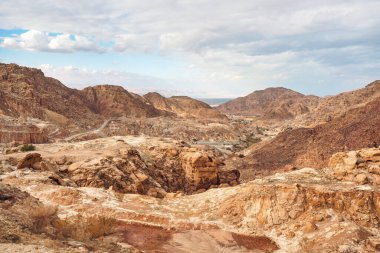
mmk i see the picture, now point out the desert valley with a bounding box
[0,63,379,253]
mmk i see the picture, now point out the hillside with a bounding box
[217,87,320,120]
[144,92,227,120]
[295,80,380,126]
[235,96,380,180]
[81,85,166,118]
[0,63,101,128]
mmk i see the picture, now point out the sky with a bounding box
[0,0,379,98]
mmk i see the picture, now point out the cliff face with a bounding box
[144,92,227,120]
[217,87,320,120]
[0,129,48,144]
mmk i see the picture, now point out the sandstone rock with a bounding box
[48,174,64,185]
[217,167,380,230]
[217,169,240,186]
[369,166,380,175]
[16,153,42,170]
[286,231,295,238]
[304,221,318,233]
[327,148,380,185]
[146,188,166,198]
[313,214,324,222]
[180,150,219,188]
[354,173,368,184]
[366,238,380,251]
[54,156,67,166]
[0,127,48,144]
[329,151,357,173]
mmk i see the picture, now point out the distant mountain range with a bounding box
[229,80,380,180]
[0,63,227,131]
[217,87,320,120]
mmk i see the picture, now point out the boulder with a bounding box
[328,148,380,185]
[16,153,42,170]
[179,149,219,188]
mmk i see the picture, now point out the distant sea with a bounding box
[197,98,233,107]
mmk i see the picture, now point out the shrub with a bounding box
[53,214,119,241]
[20,144,36,152]
[28,204,58,233]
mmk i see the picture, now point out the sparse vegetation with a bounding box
[20,144,36,152]
[246,134,262,146]
[28,203,58,233]
[53,214,119,241]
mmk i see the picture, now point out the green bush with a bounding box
[20,144,36,152]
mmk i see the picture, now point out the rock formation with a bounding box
[179,148,220,188]
[16,153,43,170]
[327,148,380,185]
[0,125,48,144]
[0,147,379,252]
[2,137,239,198]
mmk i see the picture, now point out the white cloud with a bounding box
[1,0,380,96]
[1,30,104,53]
[39,64,208,97]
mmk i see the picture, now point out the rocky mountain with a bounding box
[217,87,320,120]
[235,96,380,180]
[0,64,227,141]
[295,80,380,126]
[0,63,101,129]
[144,92,227,120]
[81,85,166,118]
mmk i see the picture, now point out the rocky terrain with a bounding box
[0,145,379,252]
[293,80,380,127]
[1,137,240,196]
[1,63,380,252]
[0,64,227,142]
[233,94,380,181]
[217,87,320,120]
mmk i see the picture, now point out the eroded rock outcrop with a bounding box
[180,148,220,188]
[0,126,48,144]
[17,153,43,170]
[328,148,380,185]
[8,138,239,197]
[67,147,167,197]
[1,147,379,252]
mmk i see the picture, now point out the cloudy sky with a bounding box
[1,0,379,98]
